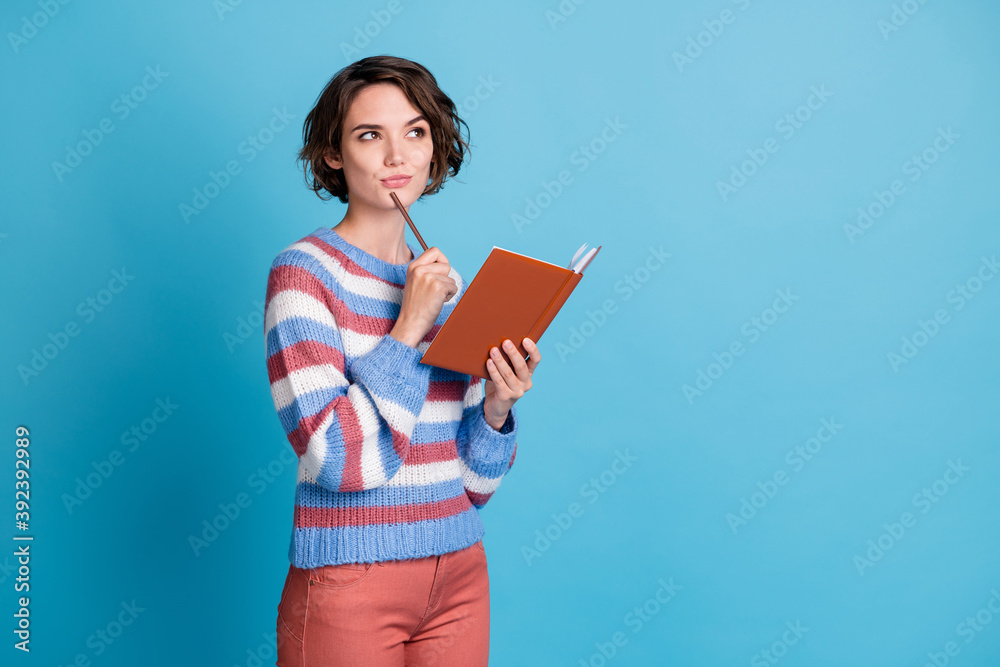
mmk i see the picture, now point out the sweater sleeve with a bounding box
[264,253,431,493]
[455,377,518,509]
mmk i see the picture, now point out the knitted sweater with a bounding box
[264,226,518,568]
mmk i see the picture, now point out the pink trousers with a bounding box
[276,540,490,666]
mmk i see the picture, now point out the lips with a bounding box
[381,175,412,187]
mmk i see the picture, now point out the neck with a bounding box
[335,201,414,264]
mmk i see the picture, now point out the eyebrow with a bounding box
[350,115,428,134]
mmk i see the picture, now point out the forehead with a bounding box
[346,82,423,123]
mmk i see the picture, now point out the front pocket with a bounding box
[307,561,377,588]
[277,566,309,643]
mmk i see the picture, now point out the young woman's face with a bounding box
[325,82,434,211]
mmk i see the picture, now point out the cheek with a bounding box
[410,145,434,167]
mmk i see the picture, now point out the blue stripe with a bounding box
[287,245,467,330]
[289,248,405,317]
[413,419,463,444]
[456,404,516,479]
[296,477,466,508]
[271,247,318,271]
[265,314,342,360]
[290,506,485,567]
[275,384,342,435]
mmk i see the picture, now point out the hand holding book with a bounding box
[421,241,600,378]
[483,336,540,430]
[388,191,601,379]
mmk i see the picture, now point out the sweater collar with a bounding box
[314,226,416,282]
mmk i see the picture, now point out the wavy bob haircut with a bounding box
[297,55,470,204]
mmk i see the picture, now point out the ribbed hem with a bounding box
[289,506,485,567]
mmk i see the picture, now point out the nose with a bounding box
[384,136,404,166]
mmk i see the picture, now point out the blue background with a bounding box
[3,1,999,665]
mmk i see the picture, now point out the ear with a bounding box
[324,150,343,171]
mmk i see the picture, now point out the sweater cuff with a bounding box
[348,334,432,408]
[467,404,517,477]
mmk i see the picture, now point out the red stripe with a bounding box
[326,289,443,346]
[285,401,336,458]
[265,262,329,311]
[266,248,446,354]
[334,401,367,490]
[406,441,458,465]
[467,442,516,507]
[427,379,466,402]
[466,489,492,507]
[294,494,472,527]
[308,235,406,288]
[266,339,346,385]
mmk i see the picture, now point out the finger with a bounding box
[415,246,449,265]
[431,274,458,298]
[501,339,529,376]
[522,338,542,372]
[485,356,509,391]
[413,262,453,277]
[488,345,517,389]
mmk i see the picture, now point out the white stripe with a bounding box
[270,364,348,413]
[293,239,463,309]
[347,384,389,488]
[463,378,485,408]
[297,462,315,484]
[299,409,333,482]
[462,465,504,495]
[387,459,462,486]
[419,399,464,424]
[264,287,335,339]
[293,241,403,305]
[340,325,431,359]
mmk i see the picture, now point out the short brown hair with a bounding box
[297,55,470,203]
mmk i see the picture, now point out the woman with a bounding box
[265,55,540,666]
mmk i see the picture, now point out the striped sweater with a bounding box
[264,226,518,568]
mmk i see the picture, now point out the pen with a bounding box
[390,192,429,252]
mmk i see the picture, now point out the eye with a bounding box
[409,127,428,138]
[359,131,378,140]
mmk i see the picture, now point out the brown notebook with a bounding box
[420,243,601,379]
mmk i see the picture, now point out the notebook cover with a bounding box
[420,247,584,379]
